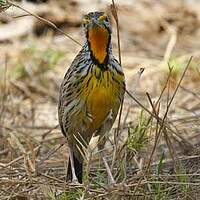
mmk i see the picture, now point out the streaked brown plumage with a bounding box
[58,11,125,183]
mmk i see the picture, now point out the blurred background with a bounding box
[0,0,200,199]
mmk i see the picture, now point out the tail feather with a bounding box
[66,153,83,183]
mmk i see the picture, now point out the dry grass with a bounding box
[0,0,200,199]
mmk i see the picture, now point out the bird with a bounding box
[58,11,125,184]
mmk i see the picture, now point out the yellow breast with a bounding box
[81,67,124,132]
[87,83,113,131]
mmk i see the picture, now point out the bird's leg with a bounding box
[68,147,78,183]
[97,111,116,184]
[100,151,116,184]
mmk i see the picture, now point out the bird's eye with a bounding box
[82,16,90,27]
[83,15,89,20]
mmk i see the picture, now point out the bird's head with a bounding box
[82,11,112,34]
[82,12,112,65]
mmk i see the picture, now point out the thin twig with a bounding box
[132,56,194,194]
[111,0,123,139]
[110,0,125,175]
[111,0,121,65]
[0,54,9,125]
[36,142,65,169]
[0,146,40,168]
[6,0,82,46]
